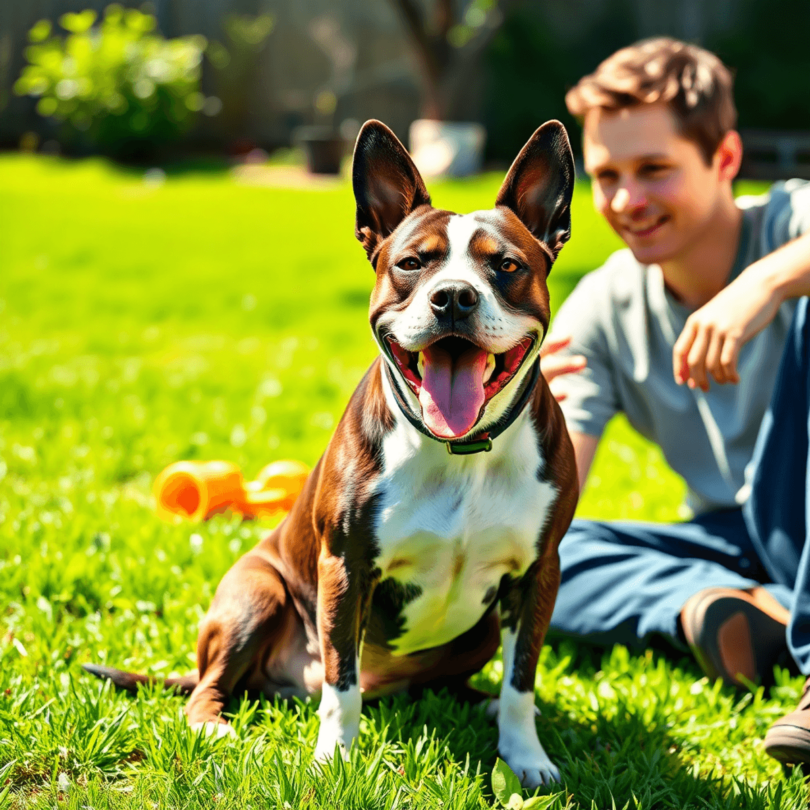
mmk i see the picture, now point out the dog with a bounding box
[84,119,578,787]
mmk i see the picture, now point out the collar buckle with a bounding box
[445,437,492,455]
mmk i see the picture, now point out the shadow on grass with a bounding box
[108,155,234,177]
[342,675,799,809]
[346,636,807,809]
[70,635,808,809]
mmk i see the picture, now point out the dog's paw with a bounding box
[191,721,237,739]
[499,732,560,789]
[504,752,561,789]
[314,682,360,764]
[484,699,541,721]
[313,739,351,763]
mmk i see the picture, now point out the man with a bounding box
[540,37,810,763]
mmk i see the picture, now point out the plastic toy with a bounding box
[153,459,309,523]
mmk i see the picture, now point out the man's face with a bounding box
[583,103,724,265]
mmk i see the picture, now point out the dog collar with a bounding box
[384,358,541,455]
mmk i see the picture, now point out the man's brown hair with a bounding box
[566,38,737,164]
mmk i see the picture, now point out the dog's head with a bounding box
[353,120,574,441]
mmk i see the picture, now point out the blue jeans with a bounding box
[551,298,810,673]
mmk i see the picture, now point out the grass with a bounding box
[0,154,807,808]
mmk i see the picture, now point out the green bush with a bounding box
[14,5,206,159]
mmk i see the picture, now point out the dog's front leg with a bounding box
[313,549,370,762]
[497,554,561,788]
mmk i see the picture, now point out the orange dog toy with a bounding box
[153,459,309,523]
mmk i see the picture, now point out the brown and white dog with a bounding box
[85,120,578,787]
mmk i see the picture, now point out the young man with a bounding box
[541,38,810,764]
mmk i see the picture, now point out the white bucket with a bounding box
[409,119,486,178]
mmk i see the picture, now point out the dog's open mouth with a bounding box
[386,334,533,439]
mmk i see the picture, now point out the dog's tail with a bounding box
[82,663,199,695]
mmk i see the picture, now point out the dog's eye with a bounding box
[397,258,421,271]
[500,258,521,273]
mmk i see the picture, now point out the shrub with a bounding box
[14,5,206,159]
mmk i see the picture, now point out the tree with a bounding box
[390,0,516,120]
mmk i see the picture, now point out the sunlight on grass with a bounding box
[0,156,803,808]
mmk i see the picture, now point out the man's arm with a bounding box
[569,431,600,492]
[673,231,810,390]
[540,337,599,490]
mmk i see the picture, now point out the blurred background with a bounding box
[1,0,809,177]
[2,6,810,805]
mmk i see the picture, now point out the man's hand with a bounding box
[673,231,810,391]
[672,272,782,391]
[539,335,597,489]
[540,336,587,401]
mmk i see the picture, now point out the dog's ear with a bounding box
[495,120,575,267]
[352,120,431,265]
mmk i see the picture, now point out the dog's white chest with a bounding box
[373,415,558,655]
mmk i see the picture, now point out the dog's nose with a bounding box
[429,282,479,321]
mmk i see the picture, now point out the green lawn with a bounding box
[0,155,807,809]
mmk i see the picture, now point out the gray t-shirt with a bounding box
[553,180,810,514]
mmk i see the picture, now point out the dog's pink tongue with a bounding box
[418,344,488,438]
